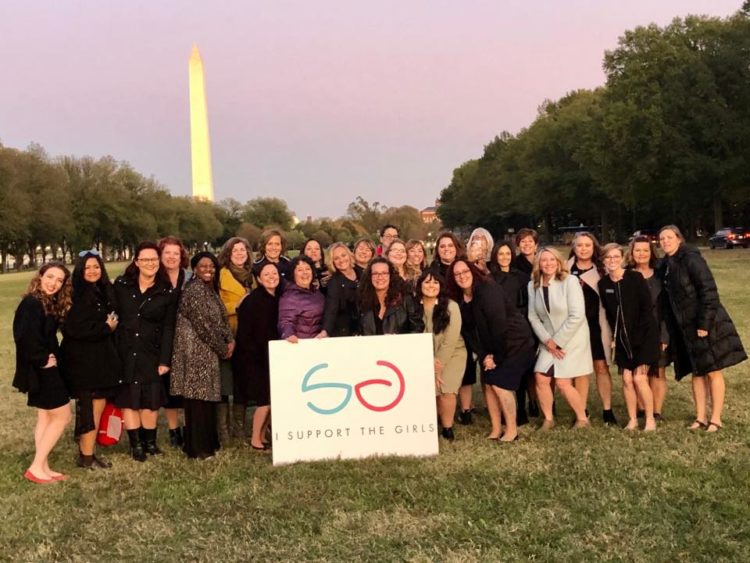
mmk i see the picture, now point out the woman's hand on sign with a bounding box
[286,335,299,344]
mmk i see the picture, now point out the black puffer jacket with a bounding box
[657,245,746,380]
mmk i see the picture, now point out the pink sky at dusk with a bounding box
[0,0,742,218]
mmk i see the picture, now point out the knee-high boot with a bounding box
[216,403,230,445]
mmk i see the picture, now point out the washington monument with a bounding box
[189,44,214,201]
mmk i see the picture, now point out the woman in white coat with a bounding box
[528,248,593,430]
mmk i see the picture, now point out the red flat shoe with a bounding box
[24,470,53,484]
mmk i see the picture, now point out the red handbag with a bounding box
[97,402,124,446]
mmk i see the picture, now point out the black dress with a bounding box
[12,296,69,410]
[232,287,279,407]
[113,275,178,411]
[458,300,478,386]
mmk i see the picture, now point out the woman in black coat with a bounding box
[60,251,123,469]
[490,239,534,424]
[657,225,746,432]
[232,262,280,450]
[359,258,423,336]
[113,242,178,460]
[12,262,72,484]
[599,244,660,432]
[322,242,360,337]
[448,259,536,442]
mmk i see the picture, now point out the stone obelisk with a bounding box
[189,44,214,201]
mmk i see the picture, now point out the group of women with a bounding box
[12,224,746,482]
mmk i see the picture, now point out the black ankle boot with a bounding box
[127,429,147,462]
[143,428,163,455]
[441,427,455,441]
[169,427,183,448]
[457,410,473,425]
[603,409,618,425]
[77,452,95,469]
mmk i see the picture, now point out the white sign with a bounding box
[269,333,439,465]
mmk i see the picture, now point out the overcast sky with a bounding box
[0,0,741,218]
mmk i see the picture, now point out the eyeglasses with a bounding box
[453,269,471,278]
[382,234,397,240]
[79,248,101,257]
[371,272,390,278]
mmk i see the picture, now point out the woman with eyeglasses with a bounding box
[599,244,659,431]
[322,243,361,337]
[13,262,72,483]
[417,270,467,441]
[527,247,592,430]
[359,257,423,335]
[158,236,190,448]
[170,252,234,459]
[113,242,178,461]
[447,259,536,442]
[568,231,615,425]
[61,250,122,470]
[627,236,670,420]
[657,225,746,432]
[217,237,253,444]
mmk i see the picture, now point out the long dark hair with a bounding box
[488,239,516,278]
[72,252,113,302]
[415,270,451,335]
[189,251,221,294]
[445,258,488,302]
[124,241,170,284]
[358,257,403,313]
[432,232,465,267]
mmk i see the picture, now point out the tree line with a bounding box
[438,6,750,242]
[0,145,440,272]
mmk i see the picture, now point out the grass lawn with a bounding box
[1,252,750,561]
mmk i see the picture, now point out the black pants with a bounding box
[183,399,220,459]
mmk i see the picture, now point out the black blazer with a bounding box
[491,268,530,313]
[232,287,279,388]
[60,284,123,393]
[599,270,660,370]
[113,275,178,385]
[323,272,360,336]
[12,296,60,394]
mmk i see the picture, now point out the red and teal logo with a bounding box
[301,360,406,415]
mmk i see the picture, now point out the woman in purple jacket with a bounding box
[278,255,326,342]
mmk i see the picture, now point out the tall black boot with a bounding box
[169,427,183,448]
[142,428,163,455]
[127,429,147,462]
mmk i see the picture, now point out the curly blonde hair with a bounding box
[23,261,73,321]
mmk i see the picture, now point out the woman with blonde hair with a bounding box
[252,229,293,281]
[406,239,427,277]
[528,247,592,430]
[323,243,361,337]
[13,262,73,483]
[568,231,615,425]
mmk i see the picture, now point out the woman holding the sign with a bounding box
[417,270,467,441]
[448,259,536,442]
[278,255,326,341]
[234,262,280,450]
[359,257,423,335]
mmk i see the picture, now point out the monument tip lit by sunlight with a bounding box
[189,44,214,202]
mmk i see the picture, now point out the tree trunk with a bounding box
[713,195,723,232]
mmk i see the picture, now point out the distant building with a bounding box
[420,200,440,223]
